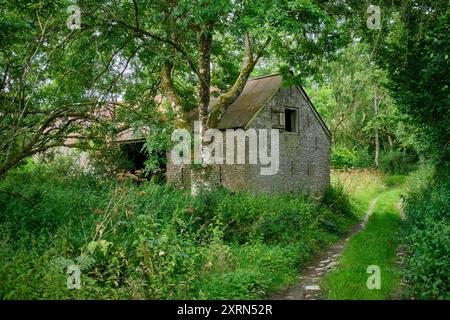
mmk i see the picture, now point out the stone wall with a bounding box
[244,86,331,195]
[166,85,331,196]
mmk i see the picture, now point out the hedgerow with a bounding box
[400,164,450,299]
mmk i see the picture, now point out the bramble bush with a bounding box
[0,160,356,299]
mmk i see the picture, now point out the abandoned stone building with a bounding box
[166,74,332,195]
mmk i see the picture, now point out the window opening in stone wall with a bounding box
[285,108,298,132]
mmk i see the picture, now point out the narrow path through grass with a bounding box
[271,197,380,300]
[321,187,404,299]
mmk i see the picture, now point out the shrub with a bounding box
[384,175,406,187]
[353,147,374,168]
[331,144,357,169]
[322,184,353,217]
[400,164,450,299]
[379,150,418,174]
[317,185,356,236]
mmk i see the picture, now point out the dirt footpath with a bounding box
[271,198,379,300]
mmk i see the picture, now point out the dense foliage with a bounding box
[0,161,355,299]
[0,0,448,301]
[401,164,450,299]
[378,0,449,162]
[372,1,449,299]
[0,0,357,178]
[315,0,449,299]
[307,43,418,172]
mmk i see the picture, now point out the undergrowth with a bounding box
[0,160,355,299]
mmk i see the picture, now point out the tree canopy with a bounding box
[1,0,448,176]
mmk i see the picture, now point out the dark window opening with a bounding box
[120,142,147,172]
[285,108,298,132]
[119,142,167,183]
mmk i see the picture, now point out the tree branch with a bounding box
[209,34,271,127]
[132,0,140,29]
[159,60,183,113]
[112,19,204,85]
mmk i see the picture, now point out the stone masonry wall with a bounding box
[245,86,331,195]
[166,85,331,195]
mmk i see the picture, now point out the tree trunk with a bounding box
[189,30,269,194]
[374,90,380,168]
[191,26,214,195]
[374,129,380,168]
[387,134,393,152]
[198,28,212,131]
[208,34,270,128]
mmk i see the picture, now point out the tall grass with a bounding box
[331,169,386,218]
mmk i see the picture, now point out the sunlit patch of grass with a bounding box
[331,169,386,218]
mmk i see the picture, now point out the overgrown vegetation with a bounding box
[308,43,410,172]
[0,0,448,301]
[400,164,449,300]
[330,144,417,174]
[0,161,355,299]
[331,170,385,219]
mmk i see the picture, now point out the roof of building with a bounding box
[212,74,283,129]
[71,75,331,145]
[212,74,331,139]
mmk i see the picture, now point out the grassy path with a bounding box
[271,171,406,300]
[321,187,404,299]
[271,197,380,300]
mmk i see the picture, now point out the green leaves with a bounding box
[331,144,358,169]
[400,164,450,299]
[0,0,357,176]
[0,161,357,299]
[377,1,450,161]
